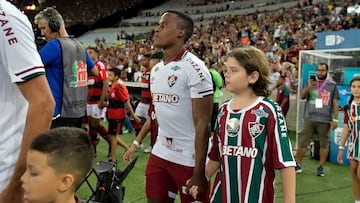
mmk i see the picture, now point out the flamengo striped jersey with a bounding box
[87,61,108,104]
[150,48,213,167]
[208,97,295,203]
[344,102,360,161]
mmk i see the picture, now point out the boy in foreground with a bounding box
[21,127,94,203]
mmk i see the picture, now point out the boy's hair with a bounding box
[164,10,194,43]
[109,67,122,78]
[229,46,272,97]
[30,127,94,188]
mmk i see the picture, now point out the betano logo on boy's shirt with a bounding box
[70,60,87,87]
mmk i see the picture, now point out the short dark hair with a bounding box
[30,127,94,188]
[318,62,328,70]
[164,10,194,42]
[87,46,99,53]
[109,67,122,77]
[143,53,151,58]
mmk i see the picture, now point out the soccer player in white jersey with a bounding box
[147,11,213,202]
[0,1,55,202]
[189,46,296,203]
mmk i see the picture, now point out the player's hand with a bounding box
[186,174,208,200]
[330,121,338,130]
[133,116,141,124]
[98,101,107,108]
[0,184,25,203]
[123,144,137,163]
[307,80,315,88]
[337,150,344,164]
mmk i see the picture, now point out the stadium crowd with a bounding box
[82,0,358,95]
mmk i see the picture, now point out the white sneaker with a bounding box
[144,146,152,153]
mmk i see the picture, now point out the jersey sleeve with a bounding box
[1,10,45,83]
[97,62,108,81]
[208,132,220,161]
[344,105,349,124]
[86,52,95,71]
[185,58,213,98]
[268,103,296,169]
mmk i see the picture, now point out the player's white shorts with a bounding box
[87,104,105,119]
[135,102,150,118]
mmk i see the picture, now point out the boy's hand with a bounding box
[185,179,199,199]
[186,174,208,200]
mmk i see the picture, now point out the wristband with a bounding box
[332,119,338,122]
[338,146,344,150]
[133,140,140,147]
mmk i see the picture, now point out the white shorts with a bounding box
[87,104,105,119]
[135,102,150,118]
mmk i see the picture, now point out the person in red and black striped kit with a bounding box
[86,47,111,156]
[133,53,152,149]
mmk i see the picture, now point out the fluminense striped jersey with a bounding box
[0,0,45,191]
[344,102,360,161]
[150,48,213,167]
[208,96,296,203]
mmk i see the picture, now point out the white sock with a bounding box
[355,200,360,203]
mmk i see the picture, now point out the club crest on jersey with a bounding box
[168,75,178,87]
[226,118,240,137]
[171,65,181,71]
[251,108,269,118]
[166,137,173,147]
[248,122,265,138]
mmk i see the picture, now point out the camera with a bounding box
[310,75,316,81]
[33,27,47,50]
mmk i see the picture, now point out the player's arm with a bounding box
[300,80,314,99]
[279,167,296,203]
[331,97,339,130]
[338,123,349,164]
[0,75,54,202]
[125,100,141,123]
[123,115,151,163]
[187,96,213,197]
[99,75,109,108]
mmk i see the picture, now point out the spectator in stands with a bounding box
[21,127,93,203]
[276,75,290,118]
[147,11,213,202]
[295,63,339,176]
[0,1,54,202]
[133,53,152,150]
[206,59,223,135]
[34,7,98,128]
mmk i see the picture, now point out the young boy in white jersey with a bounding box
[21,127,94,203]
[189,46,296,203]
[337,76,360,203]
